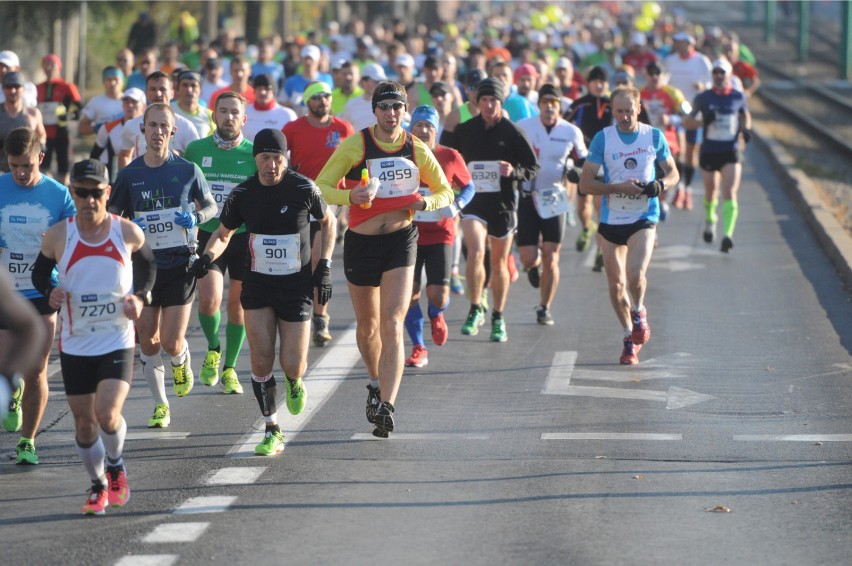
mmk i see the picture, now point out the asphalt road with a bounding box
[1,129,850,565]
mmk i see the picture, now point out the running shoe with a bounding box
[147,403,171,428]
[16,439,38,465]
[312,314,332,347]
[684,190,694,210]
[671,187,685,209]
[527,265,540,289]
[199,349,221,386]
[82,482,108,515]
[285,377,306,415]
[366,384,381,424]
[106,465,130,507]
[575,222,597,252]
[255,430,284,456]
[461,307,485,335]
[221,368,244,394]
[490,317,508,342]
[720,236,734,253]
[507,254,519,283]
[3,380,23,433]
[172,360,194,397]
[430,312,448,346]
[405,345,429,368]
[592,249,604,272]
[372,401,395,437]
[536,306,554,326]
[631,307,650,345]
[703,221,716,243]
[450,273,464,295]
[620,337,642,365]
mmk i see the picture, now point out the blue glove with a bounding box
[174,210,198,229]
[132,216,148,230]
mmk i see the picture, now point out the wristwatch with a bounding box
[135,290,153,306]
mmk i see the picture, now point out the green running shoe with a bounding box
[255,430,284,456]
[172,360,194,397]
[199,349,221,386]
[285,377,306,415]
[221,368,244,394]
[461,307,485,335]
[3,380,23,433]
[490,317,508,343]
[16,438,38,465]
[147,403,171,428]
[575,221,598,252]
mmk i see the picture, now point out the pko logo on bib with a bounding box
[147,214,160,221]
[263,238,277,245]
[10,252,23,260]
[9,215,27,224]
[473,164,486,170]
[81,294,98,302]
[380,161,395,168]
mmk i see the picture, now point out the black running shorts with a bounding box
[343,224,418,287]
[60,348,134,395]
[598,219,656,246]
[240,279,312,323]
[414,243,452,288]
[152,266,197,308]
[699,150,742,172]
[517,195,565,246]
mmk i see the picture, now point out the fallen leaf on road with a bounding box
[595,455,607,459]
[632,379,641,383]
[765,366,776,372]
[632,475,643,480]
[815,442,823,446]
[705,505,732,513]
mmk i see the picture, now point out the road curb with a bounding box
[752,123,852,291]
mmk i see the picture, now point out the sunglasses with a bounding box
[377,101,404,111]
[73,188,106,199]
[310,93,331,101]
[712,69,727,75]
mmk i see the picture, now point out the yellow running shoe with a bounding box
[172,360,194,397]
[255,430,284,456]
[147,403,170,428]
[285,377,306,415]
[199,349,221,386]
[221,368,244,394]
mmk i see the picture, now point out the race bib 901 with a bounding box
[249,232,301,275]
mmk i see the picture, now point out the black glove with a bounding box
[741,129,752,143]
[641,180,663,198]
[191,253,213,279]
[313,259,333,305]
[702,109,716,126]
[565,167,581,184]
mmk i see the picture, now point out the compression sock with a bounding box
[198,310,221,350]
[100,416,127,466]
[76,436,106,484]
[705,197,719,224]
[140,352,168,405]
[404,304,425,347]
[251,373,277,417]
[684,164,695,187]
[224,322,247,368]
[428,299,448,319]
[722,199,739,238]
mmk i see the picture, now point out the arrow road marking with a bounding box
[542,351,716,409]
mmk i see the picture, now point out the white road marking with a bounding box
[350,433,490,441]
[733,434,852,442]
[127,431,191,441]
[228,325,361,458]
[204,467,267,486]
[114,555,178,566]
[555,385,715,409]
[173,496,237,514]
[542,433,683,441]
[142,522,210,543]
[541,350,576,394]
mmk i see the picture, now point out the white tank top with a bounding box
[57,215,134,355]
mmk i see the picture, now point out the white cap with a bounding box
[121,87,146,103]
[556,57,573,70]
[361,63,387,82]
[395,53,415,68]
[301,45,321,61]
[0,50,20,69]
[630,31,647,46]
[712,58,733,74]
[672,32,695,45]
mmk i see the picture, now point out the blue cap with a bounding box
[410,105,439,130]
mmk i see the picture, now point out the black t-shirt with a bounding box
[219,169,327,288]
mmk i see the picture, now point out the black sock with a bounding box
[265,423,280,433]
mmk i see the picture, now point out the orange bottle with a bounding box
[360,168,371,209]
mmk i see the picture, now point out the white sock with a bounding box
[368,378,380,390]
[100,416,127,467]
[141,352,168,405]
[76,436,106,485]
[624,327,632,337]
[264,412,277,424]
[170,340,189,367]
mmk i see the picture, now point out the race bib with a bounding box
[135,207,187,249]
[210,182,237,215]
[367,157,420,198]
[609,192,649,213]
[38,101,60,126]
[532,184,572,219]
[413,188,444,223]
[469,161,501,193]
[1,249,36,292]
[705,113,737,142]
[68,291,126,335]
[250,233,301,275]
